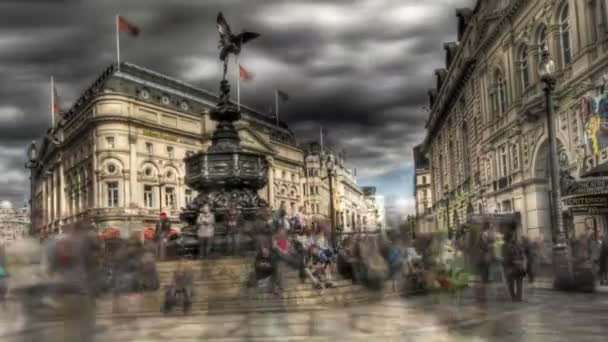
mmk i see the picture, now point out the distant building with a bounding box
[362,186,386,231]
[0,207,29,246]
[302,142,371,232]
[413,144,435,233]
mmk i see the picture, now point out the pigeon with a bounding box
[217,12,260,61]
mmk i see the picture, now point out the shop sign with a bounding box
[142,129,178,142]
[564,195,608,207]
[561,177,608,196]
[583,146,608,172]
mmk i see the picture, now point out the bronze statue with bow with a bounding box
[216,12,260,82]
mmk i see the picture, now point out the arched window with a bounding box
[560,4,572,65]
[519,45,530,90]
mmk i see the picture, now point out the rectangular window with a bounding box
[144,185,154,208]
[106,136,115,149]
[500,145,508,177]
[422,176,426,184]
[310,185,315,195]
[165,187,176,209]
[185,189,192,205]
[107,182,119,208]
[146,142,153,154]
[167,146,174,159]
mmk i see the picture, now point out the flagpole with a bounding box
[275,89,279,126]
[50,76,55,127]
[236,58,240,111]
[116,15,120,70]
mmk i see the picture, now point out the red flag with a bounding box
[53,86,62,116]
[118,16,140,36]
[239,64,254,81]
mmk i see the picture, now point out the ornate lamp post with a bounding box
[324,156,337,249]
[538,46,574,289]
[25,141,39,235]
[443,185,451,239]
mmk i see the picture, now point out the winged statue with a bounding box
[217,12,260,81]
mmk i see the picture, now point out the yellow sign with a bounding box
[142,129,178,142]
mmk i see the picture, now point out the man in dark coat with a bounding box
[502,228,526,302]
[599,234,608,286]
[155,212,171,261]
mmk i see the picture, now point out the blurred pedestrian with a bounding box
[248,245,281,294]
[163,260,194,314]
[522,235,538,284]
[476,223,494,301]
[225,207,241,255]
[502,226,526,302]
[155,212,171,261]
[196,203,215,259]
[250,207,274,251]
[599,234,608,286]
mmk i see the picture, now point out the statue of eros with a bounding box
[216,12,260,81]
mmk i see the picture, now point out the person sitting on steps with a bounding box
[248,245,281,295]
[162,260,194,314]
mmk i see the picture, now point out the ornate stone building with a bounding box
[31,62,375,236]
[413,145,434,233]
[417,0,608,245]
[32,63,306,235]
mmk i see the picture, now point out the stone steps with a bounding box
[36,258,402,320]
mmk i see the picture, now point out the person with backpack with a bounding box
[502,226,526,302]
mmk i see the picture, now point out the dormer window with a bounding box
[139,89,150,99]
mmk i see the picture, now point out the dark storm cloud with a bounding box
[0,0,474,206]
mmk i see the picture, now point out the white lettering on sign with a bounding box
[584,146,608,172]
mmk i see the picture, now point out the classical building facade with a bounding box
[413,145,435,233]
[417,0,608,246]
[0,207,29,246]
[31,62,374,236]
[31,63,307,235]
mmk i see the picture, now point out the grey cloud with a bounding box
[0,0,472,204]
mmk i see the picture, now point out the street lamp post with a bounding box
[538,46,574,289]
[25,141,39,236]
[324,156,337,249]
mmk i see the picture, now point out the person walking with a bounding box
[476,223,494,301]
[522,235,539,284]
[502,227,526,302]
[196,204,215,259]
[155,212,171,261]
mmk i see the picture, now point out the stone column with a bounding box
[123,170,131,208]
[129,132,138,208]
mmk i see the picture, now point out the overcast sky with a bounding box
[0,0,474,212]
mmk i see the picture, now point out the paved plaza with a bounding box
[2,286,608,342]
